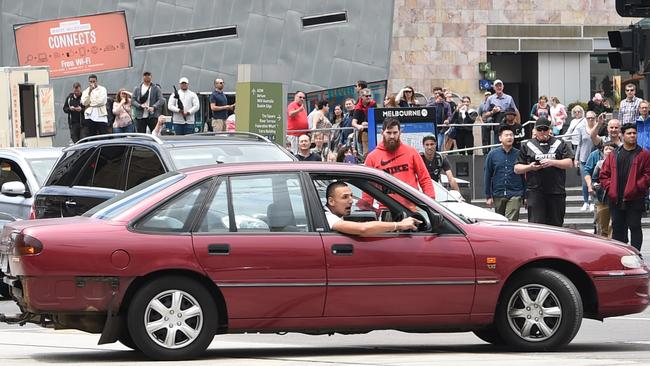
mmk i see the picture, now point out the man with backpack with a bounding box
[420,135,459,191]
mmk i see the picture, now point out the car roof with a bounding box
[180,161,383,177]
[0,147,63,159]
[65,132,280,150]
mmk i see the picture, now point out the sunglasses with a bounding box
[405,90,413,93]
[586,117,595,120]
[626,89,635,92]
[363,95,372,98]
[536,127,550,131]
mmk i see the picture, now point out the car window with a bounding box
[169,144,294,169]
[76,146,127,190]
[26,158,58,186]
[126,147,166,190]
[86,172,184,220]
[0,159,26,188]
[45,148,94,186]
[135,179,213,233]
[197,173,308,233]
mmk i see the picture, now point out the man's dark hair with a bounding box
[382,117,401,131]
[604,142,619,150]
[621,122,637,134]
[143,71,151,76]
[356,80,368,89]
[432,86,443,93]
[498,125,514,135]
[326,181,348,202]
[317,100,328,109]
[88,74,97,80]
[422,135,437,144]
[72,82,81,88]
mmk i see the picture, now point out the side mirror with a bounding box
[1,181,26,197]
[430,212,444,229]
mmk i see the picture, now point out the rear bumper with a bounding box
[5,275,130,314]
[593,273,650,318]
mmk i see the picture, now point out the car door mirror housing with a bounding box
[1,181,27,197]
[430,212,444,229]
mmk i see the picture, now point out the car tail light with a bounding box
[28,203,36,220]
[13,233,43,256]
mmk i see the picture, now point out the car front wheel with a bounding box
[127,276,218,360]
[495,268,583,350]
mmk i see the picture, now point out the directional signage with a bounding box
[235,82,283,142]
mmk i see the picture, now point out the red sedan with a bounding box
[0,162,648,360]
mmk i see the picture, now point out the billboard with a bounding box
[14,12,132,78]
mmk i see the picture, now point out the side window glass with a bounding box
[77,146,127,189]
[136,179,212,233]
[197,180,229,233]
[230,173,308,233]
[46,148,95,186]
[126,147,166,190]
[0,160,26,187]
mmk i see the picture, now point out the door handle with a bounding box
[64,200,77,206]
[208,244,230,256]
[331,244,353,256]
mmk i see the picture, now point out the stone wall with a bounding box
[389,0,637,103]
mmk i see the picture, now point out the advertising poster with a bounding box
[367,107,438,152]
[14,12,132,78]
[37,85,56,136]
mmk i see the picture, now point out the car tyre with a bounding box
[495,268,582,350]
[118,326,139,351]
[127,276,218,360]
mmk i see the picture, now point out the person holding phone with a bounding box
[514,117,574,227]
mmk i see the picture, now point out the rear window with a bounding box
[168,144,293,170]
[45,148,95,186]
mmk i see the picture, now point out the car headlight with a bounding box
[621,255,643,269]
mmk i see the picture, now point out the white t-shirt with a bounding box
[140,83,151,118]
[323,206,342,229]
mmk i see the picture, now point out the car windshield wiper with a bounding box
[456,212,477,223]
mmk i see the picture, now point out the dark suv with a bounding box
[34,133,296,218]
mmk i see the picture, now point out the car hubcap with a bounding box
[506,284,562,342]
[144,289,203,349]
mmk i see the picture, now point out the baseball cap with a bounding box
[534,117,551,130]
[504,108,517,116]
[484,91,491,96]
[493,79,503,86]
[594,93,603,101]
[179,77,189,84]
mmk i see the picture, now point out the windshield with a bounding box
[169,144,294,169]
[84,172,184,220]
[26,158,58,186]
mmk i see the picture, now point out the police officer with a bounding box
[514,117,574,226]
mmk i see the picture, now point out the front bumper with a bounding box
[592,271,650,318]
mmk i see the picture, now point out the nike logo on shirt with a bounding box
[380,154,405,166]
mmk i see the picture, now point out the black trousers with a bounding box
[69,121,81,143]
[609,204,643,250]
[82,119,109,138]
[527,192,566,227]
[455,130,474,154]
[136,117,158,134]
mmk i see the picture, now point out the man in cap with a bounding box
[514,117,574,226]
[483,79,519,127]
[167,77,200,135]
[132,71,165,134]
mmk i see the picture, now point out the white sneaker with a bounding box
[580,203,589,211]
[589,203,595,212]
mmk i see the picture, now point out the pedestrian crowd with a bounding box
[63,71,235,143]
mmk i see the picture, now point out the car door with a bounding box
[312,174,476,317]
[192,173,326,319]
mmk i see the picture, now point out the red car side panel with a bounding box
[192,233,326,319]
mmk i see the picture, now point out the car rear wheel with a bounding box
[495,268,583,350]
[127,276,218,360]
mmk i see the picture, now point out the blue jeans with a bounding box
[113,124,135,134]
[579,161,591,204]
[173,123,195,135]
[437,132,445,151]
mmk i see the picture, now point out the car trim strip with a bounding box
[218,280,479,288]
[593,273,650,280]
[476,279,500,284]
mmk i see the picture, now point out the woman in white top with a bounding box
[564,105,585,151]
[550,96,567,135]
[573,106,595,212]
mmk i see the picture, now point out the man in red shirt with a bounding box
[363,117,435,208]
[287,91,308,154]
